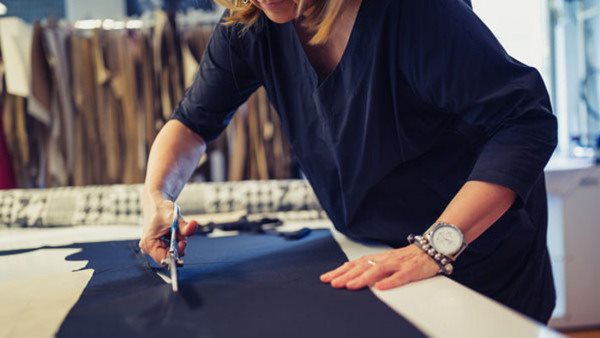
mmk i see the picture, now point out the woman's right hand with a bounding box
[139,193,198,265]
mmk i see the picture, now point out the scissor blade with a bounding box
[168,203,181,292]
[169,256,178,292]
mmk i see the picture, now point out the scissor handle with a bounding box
[168,203,181,258]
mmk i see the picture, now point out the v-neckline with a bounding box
[290,0,367,90]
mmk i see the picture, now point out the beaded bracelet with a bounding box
[407,234,454,275]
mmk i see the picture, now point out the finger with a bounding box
[180,219,198,237]
[320,262,354,282]
[346,264,392,290]
[330,264,370,288]
[150,246,168,265]
[177,239,187,257]
[142,239,169,265]
[374,270,413,290]
[138,239,146,253]
[176,219,197,244]
[139,236,163,255]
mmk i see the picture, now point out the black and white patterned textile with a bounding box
[0,180,324,228]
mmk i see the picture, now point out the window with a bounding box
[551,0,600,158]
[474,0,600,159]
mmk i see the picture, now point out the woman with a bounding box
[140,0,558,323]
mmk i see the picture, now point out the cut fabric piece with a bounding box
[56,230,425,338]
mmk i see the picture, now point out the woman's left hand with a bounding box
[320,244,440,291]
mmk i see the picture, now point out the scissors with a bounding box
[161,203,184,292]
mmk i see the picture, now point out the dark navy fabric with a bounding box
[53,231,425,338]
[172,0,558,322]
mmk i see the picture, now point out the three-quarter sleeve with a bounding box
[171,19,261,142]
[397,0,558,206]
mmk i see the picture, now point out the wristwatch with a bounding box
[423,221,468,261]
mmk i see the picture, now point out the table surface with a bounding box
[0,223,565,338]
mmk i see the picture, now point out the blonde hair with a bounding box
[213,0,344,45]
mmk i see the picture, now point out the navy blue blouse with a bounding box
[173,0,558,322]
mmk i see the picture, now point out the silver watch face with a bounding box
[431,225,463,256]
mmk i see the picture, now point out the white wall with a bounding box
[65,0,126,21]
[472,0,551,81]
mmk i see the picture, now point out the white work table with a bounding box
[0,224,565,338]
[545,157,600,328]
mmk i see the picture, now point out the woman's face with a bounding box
[251,0,301,24]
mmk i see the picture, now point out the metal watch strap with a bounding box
[407,234,454,275]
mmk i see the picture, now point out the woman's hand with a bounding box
[139,194,198,265]
[320,244,440,291]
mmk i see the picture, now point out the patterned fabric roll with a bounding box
[0,180,324,228]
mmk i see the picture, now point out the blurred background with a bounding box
[0,0,598,335]
[0,0,295,190]
[0,0,599,188]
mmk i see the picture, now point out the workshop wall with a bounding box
[1,0,65,23]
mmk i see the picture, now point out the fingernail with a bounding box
[331,279,344,288]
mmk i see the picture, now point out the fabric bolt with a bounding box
[30,23,52,126]
[0,90,15,189]
[247,91,268,179]
[115,30,144,184]
[0,105,16,189]
[53,230,424,338]
[103,30,130,184]
[185,25,212,63]
[107,32,127,183]
[0,18,38,188]
[182,34,200,88]
[71,34,102,186]
[138,30,161,155]
[206,132,230,182]
[167,14,185,114]
[31,22,69,187]
[153,10,169,121]
[0,18,33,98]
[45,93,69,187]
[23,23,51,188]
[0,51,3,95]
[26,112,48,188]
[0,180,324,228]
[154,10,185,122]
[92,30,120,183]
[0,96,17,184]
[227,103,248,181]
[131,31,150,181]
[171,0,558,322]
[2,95,32,188]
[44,25,76,182]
